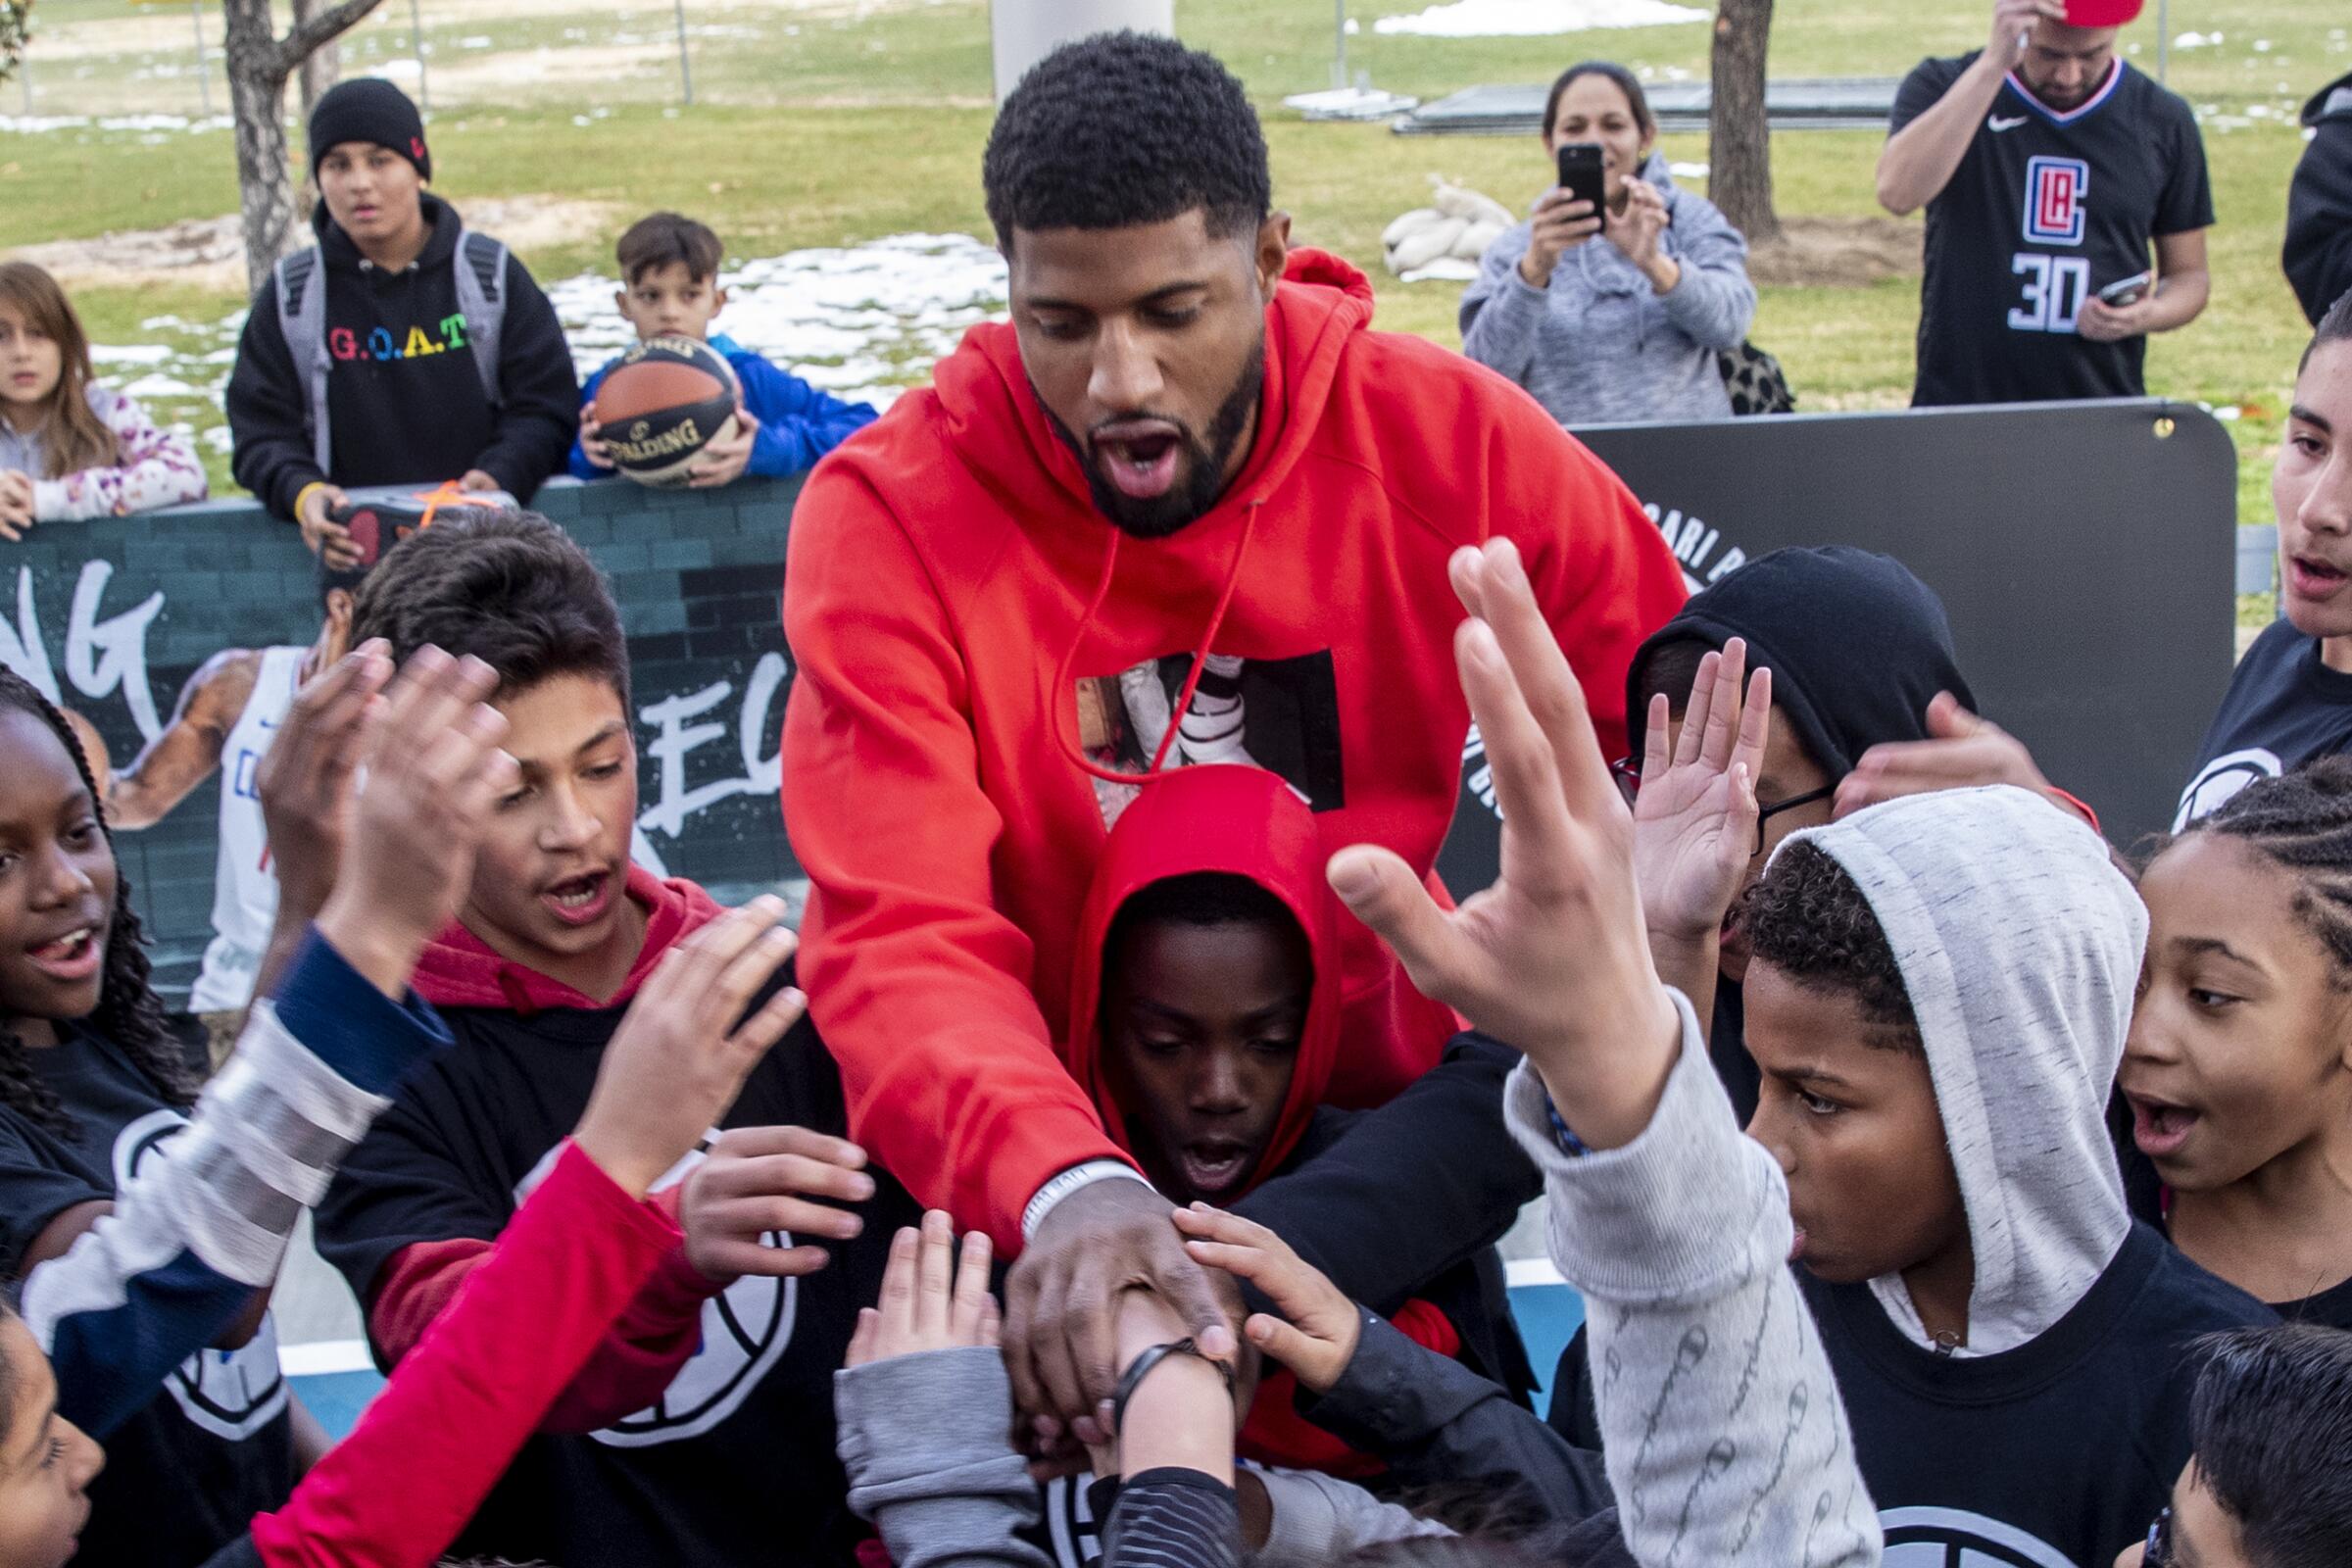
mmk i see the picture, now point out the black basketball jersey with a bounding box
[1892,53,2213,407]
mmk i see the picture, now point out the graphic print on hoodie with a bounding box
[783,246,1690,1250]
[1785,788,2272,1568]
[314,865,920,1568]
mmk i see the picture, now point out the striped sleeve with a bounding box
[1101,1470,1241,1568]
[23,930,450,1438]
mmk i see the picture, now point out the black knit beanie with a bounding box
[308,78,430,181]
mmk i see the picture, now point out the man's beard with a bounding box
[1038,342,1265,540]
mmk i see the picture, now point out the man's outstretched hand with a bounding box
[1325,537,1682,1152]
[1004,1176,1242,1450]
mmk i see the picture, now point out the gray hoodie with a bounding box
[1459,153,1756,427]
[1783,786,2144,1358]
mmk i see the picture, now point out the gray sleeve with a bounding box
[1502,993,1883,1568]
[834,1348,1054,1568]
[1656,197,1758,352]
[1250,1467,1454,1567]
[1457,225,1547,381]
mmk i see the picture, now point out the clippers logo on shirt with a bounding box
[514,1132,799,1448]
[2174,746,2284,829]
[2022,157,2089,246]
[114,1109,291,1442]
[1881,1506,2075,1566]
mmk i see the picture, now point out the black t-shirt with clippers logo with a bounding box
[1892,52,2213,407]
[315,976,919,1568]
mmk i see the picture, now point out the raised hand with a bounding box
[1172,1203,1359,1396]
[1634,638,1769,943]
[844,1211,1000,1368]
[258,640,395,925]
[571,897,806,1200]
[681,1123,874,1284]
[1990,0,2065,72]
[315,645,517,997]
[1326,537,1680,1151]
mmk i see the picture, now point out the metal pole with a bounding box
[2155,0,2169,84]
[411,0,429,111]
[1332,0,1346,90]
[673,0,694,106]
[18,55,27,116]
[191,0,213,116]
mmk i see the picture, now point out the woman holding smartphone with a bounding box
[1461,61,1758,426]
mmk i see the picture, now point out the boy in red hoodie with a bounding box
[306,512,920,1567]
[781,31,1686,1430]
[1065,765,1531,1478]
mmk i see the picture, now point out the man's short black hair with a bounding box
[1742,839,1922,1052]
[2190,1324,2352,1567]
[982,31,1271,250]
[2302,286,2352,375]
[1103,871,1307,992]
[349,511,630,706]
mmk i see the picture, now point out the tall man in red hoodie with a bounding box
[781,32,1687,1431]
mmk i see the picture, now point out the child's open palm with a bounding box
[1633,638,1769,943]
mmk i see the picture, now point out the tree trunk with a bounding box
[220,0,386,291]
[1709,0,1781,246]
[0,2,32,86]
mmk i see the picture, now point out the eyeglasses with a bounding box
[2142,1507,2175,1567]
[1610,756,1837,858]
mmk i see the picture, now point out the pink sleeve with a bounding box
[247,1142,677,1568]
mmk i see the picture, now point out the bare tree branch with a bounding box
[279,0,384,72]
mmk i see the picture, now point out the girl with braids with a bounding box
[0,664,293,1568]
[2124,756,2352,1330]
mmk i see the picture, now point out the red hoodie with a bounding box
[782,248,1687,1249]
[367,866,730,1432]
[1066,765,1462,1475]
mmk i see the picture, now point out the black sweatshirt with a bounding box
[226,194,579,517]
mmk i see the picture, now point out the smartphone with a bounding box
[2097,271,2152,308]
[1556,142,1606,229]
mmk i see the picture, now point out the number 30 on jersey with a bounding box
[2008,253,2090,333]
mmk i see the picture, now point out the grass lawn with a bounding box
[3,0,2340,590]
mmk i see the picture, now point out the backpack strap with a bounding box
[452,230,508,408]
[272,248,333,473]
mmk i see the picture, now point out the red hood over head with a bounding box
[1063,765,1342,1192]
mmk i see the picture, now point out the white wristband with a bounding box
[1022,1159,1153,1242]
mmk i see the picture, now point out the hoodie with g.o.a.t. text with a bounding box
[782,246,1689,1253]
[1787,787,2272,1568]
[226,193,579,517]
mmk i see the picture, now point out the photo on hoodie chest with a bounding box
[1076,649,1343,828]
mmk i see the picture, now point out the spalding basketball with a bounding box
[594,334,741,486]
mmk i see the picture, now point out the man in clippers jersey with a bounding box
[1877,0,2212,407]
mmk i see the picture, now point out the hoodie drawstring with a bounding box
[1054,501,1265,789]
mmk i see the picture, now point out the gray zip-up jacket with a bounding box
[1460,153,1756,426]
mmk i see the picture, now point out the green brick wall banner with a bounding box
[0,477,808,1001]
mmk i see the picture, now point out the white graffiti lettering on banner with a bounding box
[0,563,168,741]
[635,652,793,841]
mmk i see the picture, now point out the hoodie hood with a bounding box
[1064,765,1342,1192]
[1628,546,1976,779]
[413,863,722,1013]
[1782,786,2142,1355]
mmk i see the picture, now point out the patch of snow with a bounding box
[1668,161,1709,178]
[460,35,494,49]
[121,374,202,400]
[1375,0,1706,39]
[89,344,176,366]
[547,233,1009,411]
[2174,31,2221,50]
